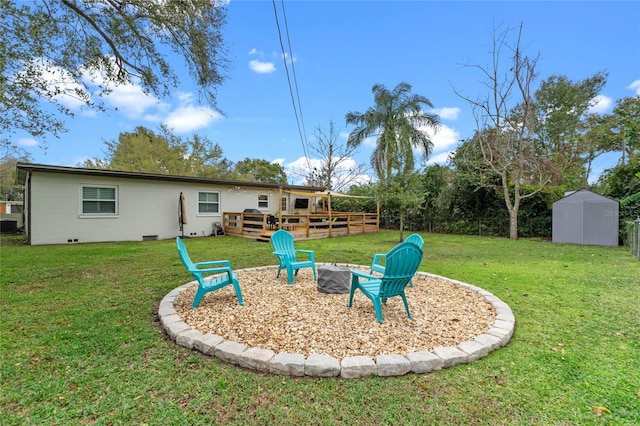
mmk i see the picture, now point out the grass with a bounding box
[1,231,638,425]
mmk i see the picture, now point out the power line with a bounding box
[271,0,312,172]
[280,1,310,155]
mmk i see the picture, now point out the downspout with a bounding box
[25,170,32,244]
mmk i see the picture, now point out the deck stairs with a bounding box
[256,230,275,243]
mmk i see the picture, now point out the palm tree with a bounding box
[345,82,441,181]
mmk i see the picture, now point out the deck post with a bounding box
[278,187,283,230]
[328,194,333,238]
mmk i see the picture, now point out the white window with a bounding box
[198,191,220,214]
[258,194,269,209]
[81,185,117,215]
[281,197,287,212]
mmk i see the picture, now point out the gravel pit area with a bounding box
[173,265,497,360]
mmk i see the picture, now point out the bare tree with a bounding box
[455,23,557,240]
[293,120,369,192]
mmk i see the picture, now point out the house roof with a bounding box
[15,162,326,192]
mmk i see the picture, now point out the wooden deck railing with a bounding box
[223,212,379,240]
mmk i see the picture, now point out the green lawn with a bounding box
[1,231,638,425]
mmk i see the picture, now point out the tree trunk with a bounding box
[509,207,519,240]
[509,187,523,240]
[399,211,405,241]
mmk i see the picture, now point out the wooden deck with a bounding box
[223,212,379,241]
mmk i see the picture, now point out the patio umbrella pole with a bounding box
[179,192,188,237]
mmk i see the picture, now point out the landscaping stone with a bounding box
[474,333,502,351]
[158,302,176,317]
[487,326,514,346]
[269,353,306,376]
[238,347,275,372]
[406,351,443,373]
[305,353,340,377]
[376,354,411,376]
[165,321,190,340]
[341,356,376,379]
[176,329,203,349]
[194,333,224,355]
[457,340,490,362]
[433,346,468,368]
[160,313,182,327]
[493,319,515,330]
[214,341,247,365]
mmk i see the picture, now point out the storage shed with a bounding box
[552,189,619,246]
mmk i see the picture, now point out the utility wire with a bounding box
[271,0,312,172]
[280,1,310,156]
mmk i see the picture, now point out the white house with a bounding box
[16,163,324,245]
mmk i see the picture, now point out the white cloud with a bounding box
[426,151,453,165]
[431,107,460,120]
[83,64,161,118]
[103,83,161,118]
[426,124,461,152]
[588,95,613,114]
[284,156,371,189]
[628,80,640,95]
[282,52,297,65]
[24,60,91,110]
[248,48,258,55]
[163,105,222,133]
[18,137,38,147]
[273,158,285,165]
[249,59,276,74]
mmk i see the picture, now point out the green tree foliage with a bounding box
[233,158,287,184]
[0,142,31,201]
[599,161,640,225]
[612,96,640,164]
[533,72,608,187]
[1,0,228,147]
[375,173,424,241]
[345,82,440,182]
[413,164,456,233]
[83,126,233,178]
[446,141,506,235]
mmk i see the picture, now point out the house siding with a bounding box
[27,172,283,245]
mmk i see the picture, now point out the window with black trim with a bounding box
[258,194,269,209]
[198,191,220,214]
[82,186,117,215]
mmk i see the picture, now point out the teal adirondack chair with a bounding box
[176,237,244,308]
[349,241,423,323]
[270,229,317,284]
[371,233,424,287]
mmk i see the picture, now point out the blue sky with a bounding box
[17,1,640,186]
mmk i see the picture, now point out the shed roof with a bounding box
[15,162,326,192]
[553,189,617,205]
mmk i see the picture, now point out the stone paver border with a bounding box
[158,264,515,378]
